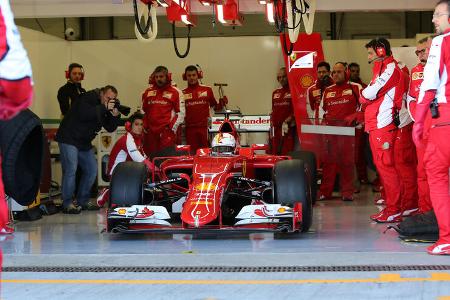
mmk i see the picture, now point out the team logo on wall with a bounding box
[300,74,314,88]
[101,135,112,151]
[288,51,315,71]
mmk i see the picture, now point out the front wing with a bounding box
[107,203,303,233]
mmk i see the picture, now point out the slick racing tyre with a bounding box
[288,150,317,204]
[273,159,312,232]
[109,161,147,207]
[0,109,44,206]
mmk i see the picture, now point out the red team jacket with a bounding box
[306,79,334,121]
[271,86,293,127]
[107,132,147,176]
[182,83,217,127]
[141,84,184,133]
[361,56,403,132]
[321,82,361,126]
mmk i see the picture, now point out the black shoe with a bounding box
[81,201,100,211]
[62,204,82,214]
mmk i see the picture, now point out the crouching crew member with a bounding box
[97,112,154,207]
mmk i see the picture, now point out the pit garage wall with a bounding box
[19,26,420,120]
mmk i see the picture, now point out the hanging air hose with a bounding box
[133,0,158,42]
[273,0,316,56]
[172,22,192,58]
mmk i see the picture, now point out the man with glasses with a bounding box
[407,36,434,215]
[412,0,450,255]
[56,85,121,213]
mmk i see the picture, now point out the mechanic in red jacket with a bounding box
[97,112,153,207]
[182,65,221,153]
[412,0,450,255]
[0,0,34,233]
[394,62,419,216]
[361,38,404,223]
[318,62,361,201]
[407,36,434,214]
[141,66,185,157]
[270,67,295,155]
[306,61,333,123]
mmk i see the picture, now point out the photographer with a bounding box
[56,85,121,213]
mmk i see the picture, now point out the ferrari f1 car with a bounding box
[106,111,314,234]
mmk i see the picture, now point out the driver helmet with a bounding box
[211,133,236,155]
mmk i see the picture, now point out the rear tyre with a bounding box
[273,159,312,232]
[109,161,147,207]
[288,150,317,204]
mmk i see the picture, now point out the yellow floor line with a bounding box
[2,273,450,285]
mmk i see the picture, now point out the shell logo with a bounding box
[290,53,297,62]
[195,182,217,191]
[300,74,314,88]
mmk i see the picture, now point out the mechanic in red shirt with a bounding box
[412,0,450,255]
[141,66,185,157]
[348,62,370,185]
[0,0,34,232]
[318,62,361,201]
[182,65,221,153]
[361,38,404,223]
[407,36,434,214]
[394,62,419,216]
[270,67,295,155]
[97,112,153,207]
[306,61,333,123]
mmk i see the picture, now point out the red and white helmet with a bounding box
[211,133,236,155]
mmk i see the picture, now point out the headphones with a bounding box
[65,63,84,80]
[125,121,132,132]
[148,71,172,84]
[182,65,204,81]
[375,39,387,58]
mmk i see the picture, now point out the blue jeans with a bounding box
[58,143,97,208]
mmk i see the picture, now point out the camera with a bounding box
[65,28,76,40]
[113,99,131,116]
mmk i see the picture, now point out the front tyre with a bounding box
[273,159,312,232]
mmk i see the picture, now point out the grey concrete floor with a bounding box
[1,185,450,300]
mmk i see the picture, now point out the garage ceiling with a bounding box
[11,0,435,18]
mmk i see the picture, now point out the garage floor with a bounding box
[1,185,450,300]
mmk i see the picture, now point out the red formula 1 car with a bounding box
[106,111,314,234]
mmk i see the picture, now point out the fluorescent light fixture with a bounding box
[266,2,274,23]
[259,0,267,4]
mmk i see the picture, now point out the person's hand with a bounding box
[344,113,357,126]
[106,99,115,111]
[282,121,289,136]
[412,122,425,148]
[111,107,120,117]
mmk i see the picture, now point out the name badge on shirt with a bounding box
[198,91,208,98]
[342,89,353,96]
[163,92,172,99]
[147,90,156,97]
[326,91,336,98]
[412,72,423,81]
[184,93,193,100]
[312,90,321,97]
